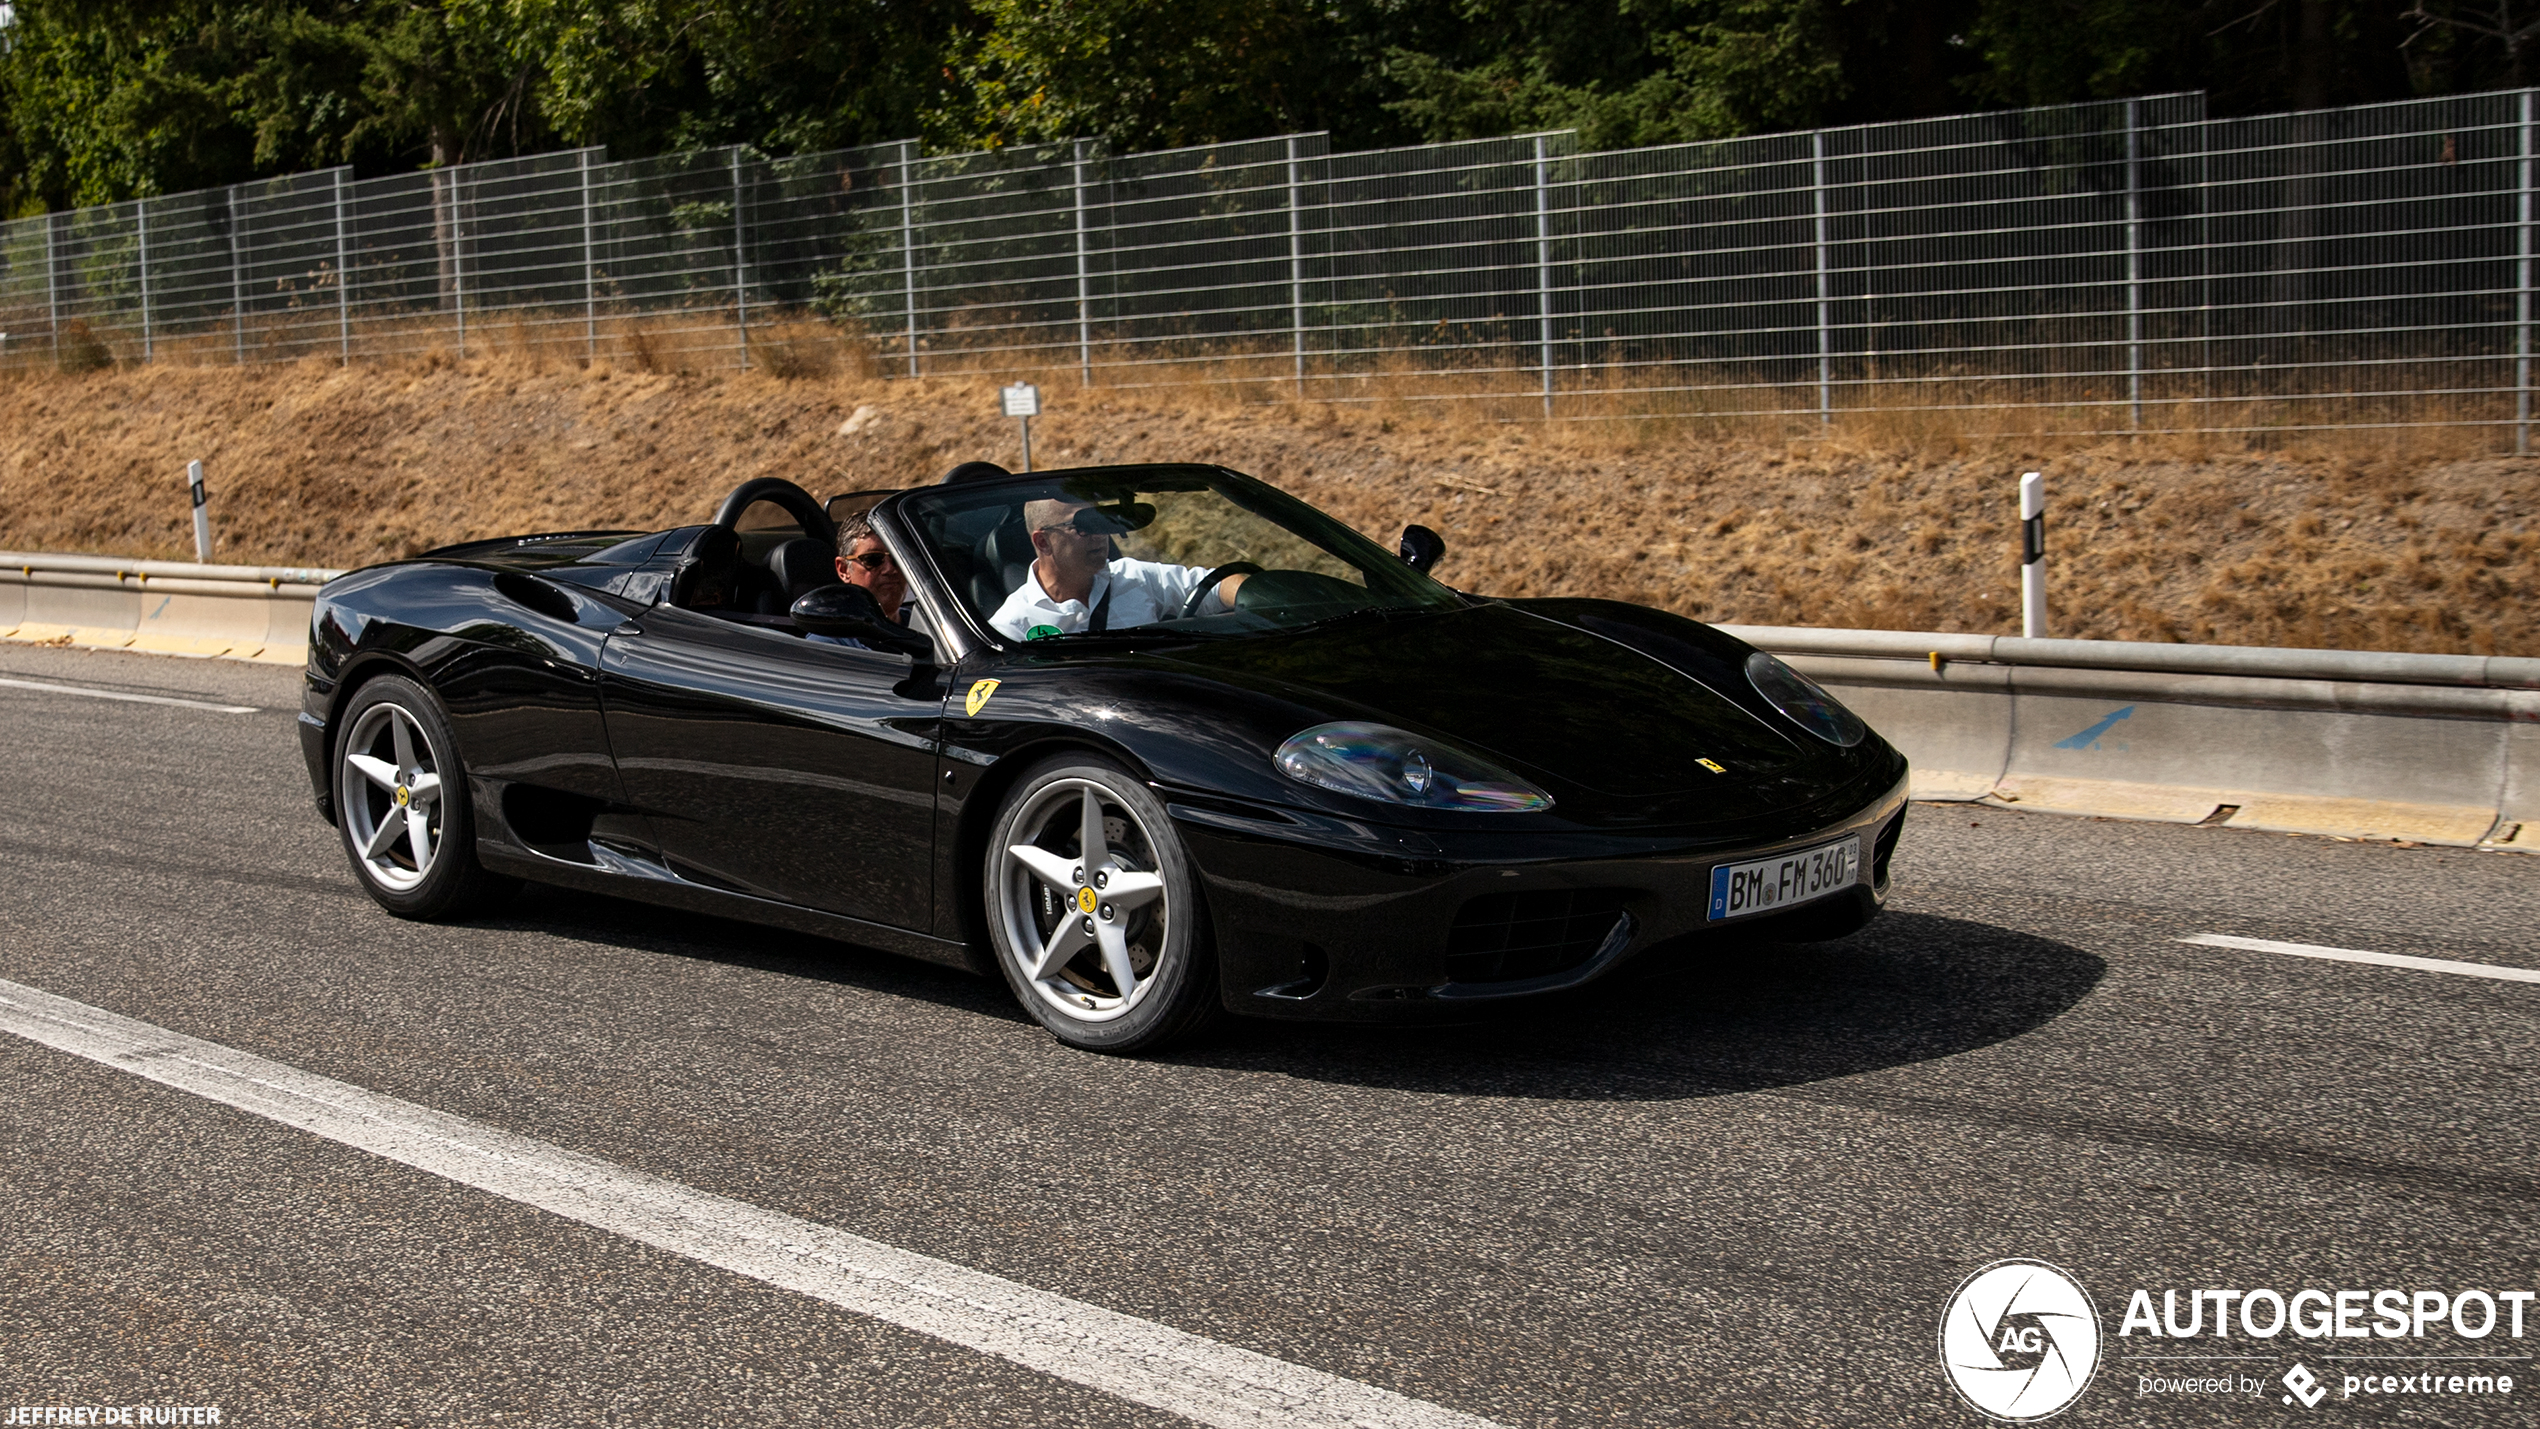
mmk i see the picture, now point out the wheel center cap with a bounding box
[394,785,410,806]
[1074,886,1098,915]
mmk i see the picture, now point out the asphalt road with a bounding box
[2,641,2535,1428]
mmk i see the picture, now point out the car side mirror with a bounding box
[790,583,935,663]
[1399,524,1445,573]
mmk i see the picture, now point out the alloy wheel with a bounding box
[337,701,445,893]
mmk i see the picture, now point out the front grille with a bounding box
[1444,888,1631,984]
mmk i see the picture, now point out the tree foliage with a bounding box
[0,0,2527,217]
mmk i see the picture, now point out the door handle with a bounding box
[612,620,644,637]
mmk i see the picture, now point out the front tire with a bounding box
[983,755,1218,1053]
[333,674,518,919]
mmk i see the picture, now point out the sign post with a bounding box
[1002,382,1041,472]
[187,460,213,561]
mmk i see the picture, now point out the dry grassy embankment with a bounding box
[2,355,2534,654]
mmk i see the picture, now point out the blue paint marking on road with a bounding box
[2054,705,2135,750]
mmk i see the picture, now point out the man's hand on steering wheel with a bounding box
[1181,562,1264,618]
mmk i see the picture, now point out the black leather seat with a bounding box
[768,537,841,604]
[670,526,746,610]
[971,513,1034,615]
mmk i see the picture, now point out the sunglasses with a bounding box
[846,550,898,572]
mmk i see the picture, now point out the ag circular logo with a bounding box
[1939,1259,2102,1421]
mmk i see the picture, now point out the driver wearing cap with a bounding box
[989,497,1249,640]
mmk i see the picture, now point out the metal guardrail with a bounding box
[12,88,2540,438]
[4,550,343,594]
[1722,623,2539,851]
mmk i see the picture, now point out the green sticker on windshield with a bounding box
[1026,624,1063,641]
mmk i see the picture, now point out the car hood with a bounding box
[1151,601,1821,808]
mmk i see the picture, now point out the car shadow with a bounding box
[469,885,1037,1025]
[479,889,2100,1100]
[1163,910,2105,1101]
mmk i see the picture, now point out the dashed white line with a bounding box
[2180,934,2540,985]
[0,675,256,714]
[0,976,1502,1429]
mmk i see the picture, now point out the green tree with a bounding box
[1380,0,1984,149]
[501,0,969,158]
[0,0,548,213]
[1961,0,2418,114]
[931,0,1408,151]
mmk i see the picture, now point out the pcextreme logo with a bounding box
[1941,1260,2104,1422]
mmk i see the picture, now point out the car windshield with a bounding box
[897,465,1464,643]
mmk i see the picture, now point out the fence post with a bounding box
[901,140,920,379]
[1812,130,1832,427]
[45,211,59,369]
[2125,99,2144,430]
[580,149,596,363]
[137,196,154,362]
[731,148,749,369]
[1073,139,1093,386]
[1533,134,1554,419]
[136,199,153,362]
[452,171,467,359]
[228,185,244,365]
[1287,135,1306,400]
[334,169,351,365]
[2521,90,2533,456]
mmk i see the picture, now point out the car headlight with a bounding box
[1746,651,1866,747]
[1273,721,1554,812]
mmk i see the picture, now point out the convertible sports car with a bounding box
[300,463,1908,1051]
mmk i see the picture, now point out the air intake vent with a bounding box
[1444,889,1631,984]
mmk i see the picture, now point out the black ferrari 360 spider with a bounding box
[300,462,1908,1051]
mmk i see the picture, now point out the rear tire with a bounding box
[333,674,519,919]
[983,755,1219,1053]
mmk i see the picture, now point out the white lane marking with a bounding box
[0,977,1500,1429]
[2180,934,2540,985]
[0,675,256,714]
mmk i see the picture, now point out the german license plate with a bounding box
[1707,836,1863,921]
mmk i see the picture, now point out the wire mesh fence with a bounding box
[5,87,2539,439]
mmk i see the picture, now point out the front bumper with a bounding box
[1178,770,1910,1022]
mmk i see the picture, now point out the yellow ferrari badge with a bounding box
[1075,886,1098,914]
[1696,757,1727,774]
[965,678,1001,718]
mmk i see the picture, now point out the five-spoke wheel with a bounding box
[340,699,446,892]
[333,674,515,918]
[985,757,1216,1051]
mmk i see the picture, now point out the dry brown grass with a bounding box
[1,351,2533,654]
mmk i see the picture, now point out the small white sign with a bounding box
[1001,382,1041,418]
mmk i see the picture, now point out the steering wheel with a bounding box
[1181,562,1264,618]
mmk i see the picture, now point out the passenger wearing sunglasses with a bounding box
[807,510,915,648]
[987,497,1249,641]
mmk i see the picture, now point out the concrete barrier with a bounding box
[1723,624,2540,852]
[0,551,340,665]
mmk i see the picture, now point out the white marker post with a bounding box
[186,459,213,561]
[1001,382,1041,472]
[2018,470,2046,638]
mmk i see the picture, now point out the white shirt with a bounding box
[989,558,1225,640]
